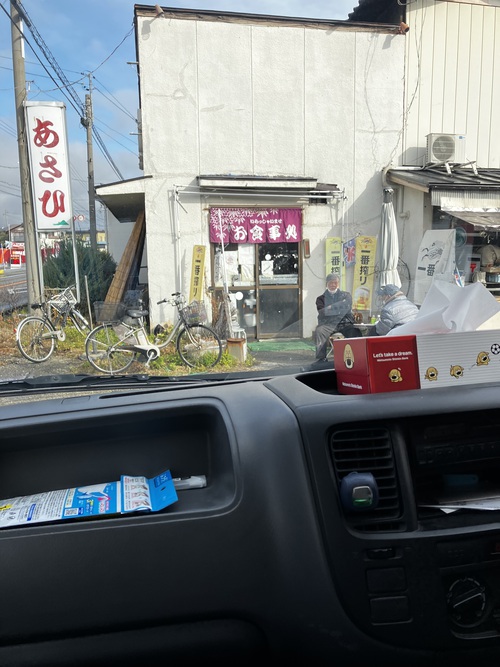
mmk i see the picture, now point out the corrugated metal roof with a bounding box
[387,165,500,193]
[387,165,500,228]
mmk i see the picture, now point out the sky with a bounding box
[0,1,358,235]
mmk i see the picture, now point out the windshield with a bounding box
[1,1,498,395]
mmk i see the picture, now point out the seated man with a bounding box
[369,284,419,336]
[313,273,361,362]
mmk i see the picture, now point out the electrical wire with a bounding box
[0,2,83,117]
[4,1,126,179]
[0,118,17,138]
[93,79,137,122]
[92,24,134,74]
[93,123,137,153]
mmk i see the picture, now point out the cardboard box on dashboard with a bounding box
[333,335,420,395]
[416,330,500,389]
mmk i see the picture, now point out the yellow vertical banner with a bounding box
[325,237,343,284]
[189,245,206,302]
[352,236,377,312]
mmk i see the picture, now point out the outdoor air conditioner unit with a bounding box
[426,133,466,164]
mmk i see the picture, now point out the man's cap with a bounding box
[326,273,340,283]
[377,284,401,297]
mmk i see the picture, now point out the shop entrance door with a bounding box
[212,242,301,339]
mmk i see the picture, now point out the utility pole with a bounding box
[83,73,97,252]
[10,1,42,306]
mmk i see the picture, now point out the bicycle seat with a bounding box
[126,308,149,319]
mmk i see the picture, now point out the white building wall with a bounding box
[387,0,500,296]
[404,0,500,168]
[136,11,406,332]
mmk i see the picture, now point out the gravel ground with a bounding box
[0,347,322,382]
[0,353,95,381]
[0,347,326,407]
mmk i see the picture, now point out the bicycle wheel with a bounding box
[16,316,56,362]
[177,324,223,368]
[69,308,91,334]
[85,323,137,374]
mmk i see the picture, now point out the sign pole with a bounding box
[217,210,233,338]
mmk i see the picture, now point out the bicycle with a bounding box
[16,285,91,363]
[84,293,223,374]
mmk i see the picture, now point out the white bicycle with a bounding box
[16,285,91,363]
[85,292,223,374]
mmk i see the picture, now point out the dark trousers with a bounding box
[314,323,361,360]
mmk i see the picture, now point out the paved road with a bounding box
[0,265,27,312]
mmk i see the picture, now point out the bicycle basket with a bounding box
[181,300,207,325]
[47,288,77,314]
[94,301,127,323]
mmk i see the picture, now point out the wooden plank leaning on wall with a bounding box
[104,210,145,305]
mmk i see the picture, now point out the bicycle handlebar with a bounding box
[157,293,184,306]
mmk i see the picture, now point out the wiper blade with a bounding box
[0,365,313,395]
[0,374,213,392]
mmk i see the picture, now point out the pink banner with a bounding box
[210,208,301,244]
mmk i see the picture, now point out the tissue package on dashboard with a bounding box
[333,330,500,394]
[417,329,500,389]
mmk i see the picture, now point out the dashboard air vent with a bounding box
[330,427,404,531]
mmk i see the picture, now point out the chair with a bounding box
[326,332,345,359]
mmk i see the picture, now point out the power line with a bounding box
[10,1,84,114]
[0,118,17,137]
[93,78,137,122]
[92,24,134,74]
[0,186,21,198]
[7,1,124,179]
[93,123,137,154]
[0,2,82,117]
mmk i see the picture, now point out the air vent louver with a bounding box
[330,427,404,531]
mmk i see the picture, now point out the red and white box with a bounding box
[333,335,420,395]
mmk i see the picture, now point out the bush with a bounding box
[43,239,117,316]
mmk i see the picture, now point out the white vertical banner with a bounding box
[25,101,73,231]
[414,229,456,305]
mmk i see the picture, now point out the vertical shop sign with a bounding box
[189,245,206,302]
[414,230,455,305]
[325,237,342,282]
[25,101,73,231]
[352,236,377,312]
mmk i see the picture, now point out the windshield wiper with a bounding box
[0,364,315,395]
[0,374,215,393]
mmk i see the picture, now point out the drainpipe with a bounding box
[173,186,181,291]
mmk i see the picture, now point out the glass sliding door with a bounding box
[211,241,301,339]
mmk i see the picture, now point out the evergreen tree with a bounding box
[43,239,117,316]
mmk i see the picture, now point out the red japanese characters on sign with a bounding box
[209,208,302,244]
[25,101,73,231]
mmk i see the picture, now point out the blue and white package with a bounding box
[0,468,178,529]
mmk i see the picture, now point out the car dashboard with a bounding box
[2,369,500,665]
